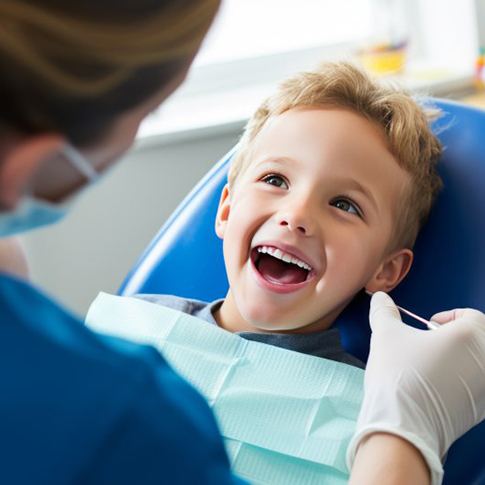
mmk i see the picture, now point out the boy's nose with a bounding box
[278,209,314,236]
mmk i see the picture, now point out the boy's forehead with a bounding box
[254,106,389,151]
[250,108,395,173]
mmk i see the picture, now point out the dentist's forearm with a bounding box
[349,433,430,485]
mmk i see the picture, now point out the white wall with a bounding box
[20,131,240,317]
[410,0,477,69]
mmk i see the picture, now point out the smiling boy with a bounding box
[139,62,442,368]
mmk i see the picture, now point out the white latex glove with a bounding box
[347,292,485,485]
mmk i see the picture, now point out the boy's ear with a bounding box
[365,248,413,294]
[215,184,231,239]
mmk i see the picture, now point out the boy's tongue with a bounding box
[257,253,308,285]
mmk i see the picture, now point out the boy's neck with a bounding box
[213,291,259,333]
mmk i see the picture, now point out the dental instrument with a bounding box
[365,291,440,330]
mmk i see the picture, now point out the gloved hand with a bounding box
[347,292,485,485]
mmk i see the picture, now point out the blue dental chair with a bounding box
[119,99,485,485]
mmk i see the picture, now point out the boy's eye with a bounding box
[331,198,361,217]
[261,174,288,189]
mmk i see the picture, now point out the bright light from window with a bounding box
[195,0,373,66]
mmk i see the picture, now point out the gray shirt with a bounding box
[136,294,365,369]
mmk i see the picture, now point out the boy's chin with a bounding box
[242,311,320,333]
[241,310,293,333]
[243,305,337,333]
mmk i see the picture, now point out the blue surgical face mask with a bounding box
[0,144,100,238]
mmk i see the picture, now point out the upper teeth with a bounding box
[257,246,312,271]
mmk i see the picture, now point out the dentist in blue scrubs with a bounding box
[0,1,238,483]
[1,2,485,485]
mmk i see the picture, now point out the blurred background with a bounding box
[18,0,485,315]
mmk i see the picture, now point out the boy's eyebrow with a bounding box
[254,157,291,168]
[338,177,379,214]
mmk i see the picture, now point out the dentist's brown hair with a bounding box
[0,0,220,146]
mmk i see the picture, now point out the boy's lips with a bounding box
[249,241,318,294]
[251,241,319,272]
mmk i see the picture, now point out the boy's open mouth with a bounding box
[251,245,313,285]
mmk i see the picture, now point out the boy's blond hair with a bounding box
[228,62,442,249]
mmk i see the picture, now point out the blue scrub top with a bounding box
[0,272,241,484]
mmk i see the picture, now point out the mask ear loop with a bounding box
[62,144,100,182]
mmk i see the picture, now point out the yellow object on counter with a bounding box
[359,46,407,75]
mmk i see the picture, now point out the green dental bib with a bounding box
[87,293,364,485]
